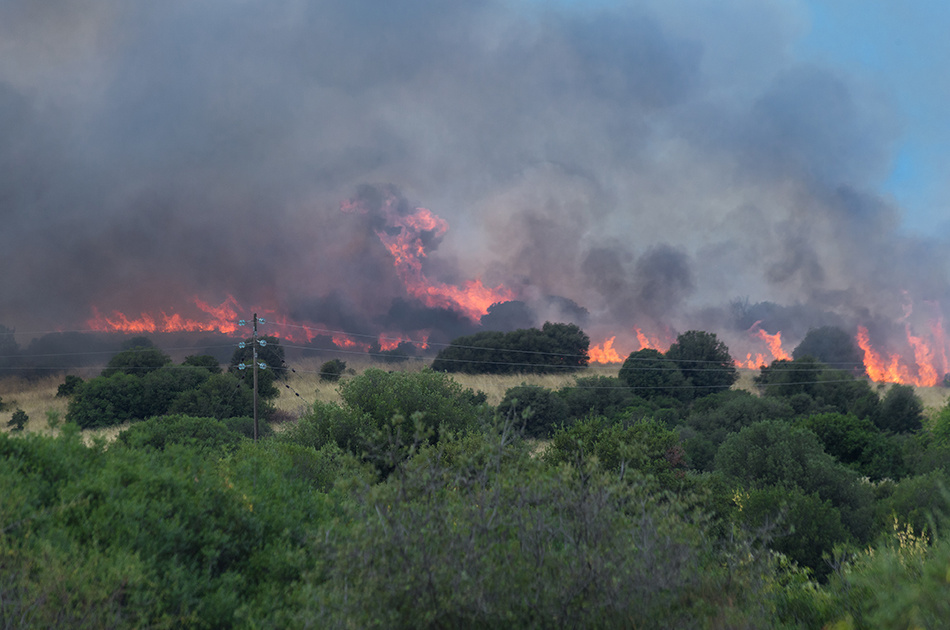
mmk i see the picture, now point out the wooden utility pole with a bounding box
[252,312,259,441]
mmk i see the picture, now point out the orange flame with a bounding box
[87,295,242,335]
[377,332,428,351]
[733,325,790,369]
[365,195,514,321]
[635,327,672,352]
[589,336,622,364]
[856,324,946,386]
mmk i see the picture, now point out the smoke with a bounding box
[0,0,946,363]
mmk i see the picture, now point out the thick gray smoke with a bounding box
[1,0,947,361]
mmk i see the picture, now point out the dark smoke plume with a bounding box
[0,0,947,363]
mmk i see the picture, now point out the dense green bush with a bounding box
[101,344,172,377]
[431,322,590,374]
[822,522,950,628]
[716,420,875,544]
[318,358,347,382]
[679,390,794,472]
[116,414,248,453]
[496,383,570,438]
[665,330,738,397]
[66,373,147,428]
[55,374,84,397]
[873,470,950,536]
[545,416,686,485]
[338,368,483,437]
[181,354,222,373]
[733,484,850,579]
[168,372,257,420]
[298,429,778,628]
[558,375,645,420]
[874,384,924,434]
[285,369,486,474]
[756,357,881,419]
[618,348,689,401]
[800,412,905,481]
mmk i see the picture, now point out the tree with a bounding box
[101,345,171,377]
[559,375,644,421]
[756,357,880,419]
[680,390,794,472]
[319,359,347,382]
[7,408,28,432]
[800,412,905,481]
[665,330,737,397]
[66,373,147,428]
[181,354,222,373]
[793,326,865,375]
[431,322,589,374]
[169,373,256,420]
[56,375,84,398]
[874,385,924,434]
[618,348,688,401]
[228,335,285,399]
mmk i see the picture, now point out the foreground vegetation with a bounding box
[2,329,950,628]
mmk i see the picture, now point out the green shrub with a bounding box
[559,375,645,420]
[319,359,346,382]
[496,383,569,438]
[339,368,482,438]
[875,384,924,434]
[716,420,875,544]
[7,408,28,432]
[545,416,686,484]
[116,414,247,453]
[168,373,257,420]
[431,322,590,374]
[55,374,84,397]
[618,348,689,401]
[101,345,171,377]
[66,373,147,428]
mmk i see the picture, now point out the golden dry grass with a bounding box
[3,363,948,441]
[275,358,621,409]
[0,374,69,436]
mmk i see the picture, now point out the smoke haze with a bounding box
[1,0,947,362]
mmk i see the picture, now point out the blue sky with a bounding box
[795,0,950,233]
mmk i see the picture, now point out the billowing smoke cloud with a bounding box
[1,0,947,369]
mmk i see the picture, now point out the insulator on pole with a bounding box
[238,319,247,326]
[258,339,267,346]
[238,363,247,370]
[238,342,246,348]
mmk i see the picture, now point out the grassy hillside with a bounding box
[4,361,947,439]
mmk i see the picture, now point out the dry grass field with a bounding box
[2,362,948,441]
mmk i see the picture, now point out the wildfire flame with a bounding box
[360,193,514,321]
[856,324,947,387]
[87,296,242,335]
[589,336,622,363]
